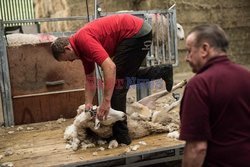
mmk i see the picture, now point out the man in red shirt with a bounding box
[180,24,250,166]
[51,14,173,145]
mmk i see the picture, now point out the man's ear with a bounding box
[64,46,69,50]
[64,44,72,51]
[201,42,210,58]
[202,42,210,52]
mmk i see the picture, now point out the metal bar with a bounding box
[166,5,178,66]
[9,1,13,24]
[6,0,9,22]
[0,20,14,126]
[62,144,184,167]
[172,5,178,66]
[49,31,75,37]
[30,0,35,20]
[155,14,160,64]
[145,14,151,67]
[3,16,93,24]
[167,12,172,65]
[3,0,7,21]
[94,0,98,19]
[19,0,24,22]
[0,1,2,21]
[136,82,150,101]
[12,0,17,26]
[169,3,176,11]
[86,0,90,22]
[13,88,85,99]
[100,9,169,16]
[119,157,181,167]
[23,0,28,25]
[0,20,7,125]
[94,0,104,105]
[161,14,166,64]
[27,0,31,20]
[16,0,21,26]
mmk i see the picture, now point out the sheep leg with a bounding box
[76,127,87,141]
[163,97,182,112]
[142,121,169,133]
[108,140,119,149]
[64,124,87,151]
[151,98,182,123]
[73,112,92,128]
[138,79,187,109]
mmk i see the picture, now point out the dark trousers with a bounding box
[111,31,152,144]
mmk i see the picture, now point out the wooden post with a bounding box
[136,82,150,101]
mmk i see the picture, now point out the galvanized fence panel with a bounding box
[0,20,14,126]
[0,0,35,27]
[99,4,178,66]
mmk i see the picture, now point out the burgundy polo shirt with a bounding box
[179,56,250,166]
[69,14,143,74]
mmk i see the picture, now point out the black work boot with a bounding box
[135,64,173,92]
[161,64,173,92]
[113,121,131,145]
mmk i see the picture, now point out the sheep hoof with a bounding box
[108,140,118,149]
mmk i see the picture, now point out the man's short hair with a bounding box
[188,24,229,52]
[51,37,69,60]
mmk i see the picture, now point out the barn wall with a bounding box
[34,0,250,72]
[175,0,250,71]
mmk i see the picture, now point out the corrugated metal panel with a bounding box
[0,0,35,27]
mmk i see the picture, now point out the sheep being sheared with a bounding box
[64,106,126,150]
[64,104,169,151]
[64,80,187,151]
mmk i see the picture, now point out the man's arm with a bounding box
[85,70,96,110]
[182,140,207,167]
[97,57,116,120]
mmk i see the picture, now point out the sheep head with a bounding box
[177,23,185,40]
[94,108,126,129]
[75,104,126,129]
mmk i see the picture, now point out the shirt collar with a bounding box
[197,55,229,74]
[68,36,80,57]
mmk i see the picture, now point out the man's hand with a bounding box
[85,103,93,111]
[182,141,207,167]
[97,99,111,120]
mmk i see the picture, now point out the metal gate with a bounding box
[98,4,179,67]
[96,4,179,101]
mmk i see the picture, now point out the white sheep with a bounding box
[149,13,185,64]
[151,13,185,44]
[64,80,187,151]
[64,106,126,150]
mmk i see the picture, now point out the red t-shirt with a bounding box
[179,56,250,166]
[69,14,144,74]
